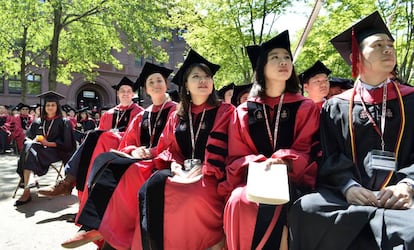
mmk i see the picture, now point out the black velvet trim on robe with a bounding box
[140,107,172,147]
[247,100,300,249]
[77,152,138,229]
[141,107,220,249]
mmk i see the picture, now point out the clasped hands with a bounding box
[345,183,413,209]
[131,146,152,159]
[169,161,202,184]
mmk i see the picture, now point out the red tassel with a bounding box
[351,28,359,78]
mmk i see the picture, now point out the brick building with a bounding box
[0,31,187,110]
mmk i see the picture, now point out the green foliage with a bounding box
[169,0,294,88]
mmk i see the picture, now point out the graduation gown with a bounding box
[74,118,96,142]
[16,116,76,177]
[218,93,320,250]
[76,102,176,237]
[65,103,143,191]
[137,102,235,250]
[97,101,176,249]
[289,81,414,250]
[0,115,13,152]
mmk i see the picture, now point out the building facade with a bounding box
[0,31,187,110]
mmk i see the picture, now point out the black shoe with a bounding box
[14,196,32,206]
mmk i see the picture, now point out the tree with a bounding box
[0,0,50,103]
[169,0,295,87]
[0,0,174,98]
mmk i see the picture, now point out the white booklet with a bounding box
[246,162,290,205]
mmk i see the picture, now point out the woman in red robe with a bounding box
[136,49,234,250]
[61,63,176,249]
[217,30,320,250]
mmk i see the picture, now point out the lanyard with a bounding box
[42,119,55,138]
[358,81,387,150]
[115,104,131,129]
[348,80,405,188]
[147,100,167,148]
[188,105,206,159]
[263,94,284,151]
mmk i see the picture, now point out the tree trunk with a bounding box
[48,5,63,91]
[20,26,28,103]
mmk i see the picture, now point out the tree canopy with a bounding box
[0,0,412,102]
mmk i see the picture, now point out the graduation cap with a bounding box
[16,103,30,111]
[37,91,65,102]
[61,104,75,113]
[171,49,220,87]
[299,60,331,85]
[259,30,292,58]
[112,76,136,91]
[76,106,89,113]
[136,62,173,88]
[246,45,260,71]
[231,83,252,106]
[217,82,235,99]
[330,11,393,77]
[329,77,354,89]
[167,89,180,102]
[29,104,40,110]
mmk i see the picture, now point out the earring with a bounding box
[186,90,190,95]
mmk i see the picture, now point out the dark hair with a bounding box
[176,63,220,118]
[250,48,300,98]
[41,101,62,120]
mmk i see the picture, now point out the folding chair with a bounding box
[12,161,65,198]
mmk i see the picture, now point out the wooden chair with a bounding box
[12,161,65,198]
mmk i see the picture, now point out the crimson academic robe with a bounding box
[78,102,175,241]
[218,93,320,250]
[97,101,176,249]
[137,102,235,250]
[289,81,414,250]
[16,116,76,177]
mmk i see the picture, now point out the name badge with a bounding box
[369,149,396,172]
[183,159,201,171]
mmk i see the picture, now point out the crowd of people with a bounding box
[4,10,414,250]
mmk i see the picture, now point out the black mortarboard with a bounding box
[330,11,393,74]
[61,104,75,113]
[136,62,173,88]
[37,91,65,102]
[329,77,354,89]
[112,76,136,91]
[231,83,252,106]
[16,103,30,111]
[246,45,260,71]
[76,106,89,113]
[171,49,220,86]
[167,89,180,102]
[217,82,235,99]
[259,30,292,58]
[30,104,40,110]
[299,60,331,85]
